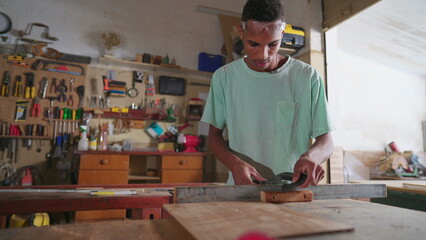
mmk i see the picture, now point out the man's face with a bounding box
[238,20,284,72]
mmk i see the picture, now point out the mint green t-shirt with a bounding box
[201,57,334,184]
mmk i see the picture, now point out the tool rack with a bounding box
[0,54,87,163]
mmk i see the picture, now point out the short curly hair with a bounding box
[241,0,285,22]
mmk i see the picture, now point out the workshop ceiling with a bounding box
[336,0,426,77]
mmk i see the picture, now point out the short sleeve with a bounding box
[201,70,226,130]
[311,72,335,138]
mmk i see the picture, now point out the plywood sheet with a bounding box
[164,201,353,240]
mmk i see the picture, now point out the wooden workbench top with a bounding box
[1,199,425,240]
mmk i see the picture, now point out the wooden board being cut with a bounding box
[164,201,353,240]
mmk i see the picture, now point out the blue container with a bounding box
[198,52,224,73]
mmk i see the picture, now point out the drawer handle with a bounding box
[100,159,109,165]
[179,160,186,165]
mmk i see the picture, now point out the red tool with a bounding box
[31,97,41,117]
[9,124,20,136]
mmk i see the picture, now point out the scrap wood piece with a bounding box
[164,201,353,240]
[174,184,387,203]
[260,190,313,203]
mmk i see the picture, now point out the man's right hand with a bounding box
[207,124,266,185]
[230,160,266,185]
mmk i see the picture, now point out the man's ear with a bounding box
[237,24,244,40]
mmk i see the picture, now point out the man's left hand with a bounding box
[292,154,325,188]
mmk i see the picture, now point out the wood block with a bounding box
[260,190,313,203]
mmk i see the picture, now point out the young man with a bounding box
[201,0,334,187]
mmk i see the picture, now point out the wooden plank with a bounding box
[174,184,386,203]
[164,202,353,240]
[329,146,345,183]
[260,190,313,203]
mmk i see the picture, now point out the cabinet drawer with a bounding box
[79,154,129,170]
[78,170,128,184]
[75,209,126,221]
[162,156,203,170]
[161,170,203,183]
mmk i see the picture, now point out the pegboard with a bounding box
[0,54,87,139]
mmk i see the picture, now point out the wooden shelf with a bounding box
[97,57,213,81]
[128,175,161,181]
[83,108,169,121]
[0,135,50,140]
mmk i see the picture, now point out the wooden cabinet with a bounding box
[161,155,203,183]
[74,151,205,221]
[76,154,129,222]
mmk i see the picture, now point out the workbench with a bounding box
[0,183,212,224]
[1,199,425,240]
[351,180,426,211]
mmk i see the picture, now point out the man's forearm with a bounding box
[208,130,240,169]
[303,132,334,164]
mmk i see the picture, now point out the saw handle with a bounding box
[281,172,307,192]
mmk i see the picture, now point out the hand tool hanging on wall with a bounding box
[31,97,41,118]
[67,95,74,107]
[38,77,48,98]
[56,79,67,102]
[24,72,35,99]
[69,78,75,92]
[32,59,85,76]
[46,96,56,108]
[127,76,139,98]
[18,22,59,41]
[14,75,23,97]
[50,78,57,94]
[76,85,85,108]
[1,71,10,97]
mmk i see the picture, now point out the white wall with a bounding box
[327,28,426,152]
[0,0,246,70]
[0,0,322,70]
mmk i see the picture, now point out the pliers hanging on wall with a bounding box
[31,97,41,117]
[14,75,23,97]
[67,95,74,107]
[56,79,67,102]
[24,72,35,99]
[1,71,10,97]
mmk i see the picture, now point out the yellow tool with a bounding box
[24,72,35,99]
[14,75,23,97]
[1,71,10,97]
